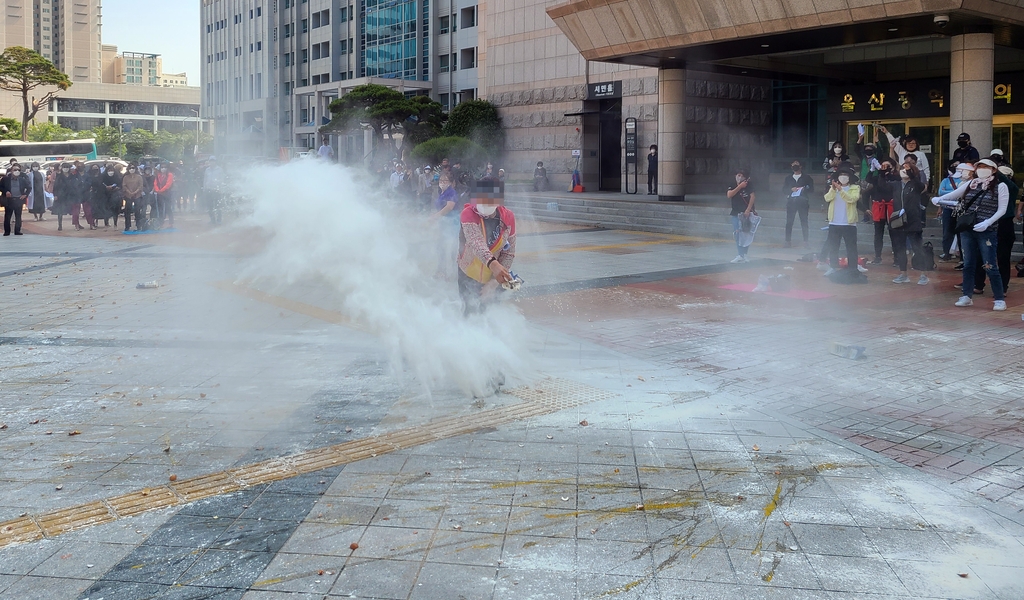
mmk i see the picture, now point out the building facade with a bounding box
[0,0,103,83]
[200,0,483,158]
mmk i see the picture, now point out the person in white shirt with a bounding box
[389,164,404,192]
[316,138,334,161]
[879,125,930,188]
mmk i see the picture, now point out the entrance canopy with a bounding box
[546,0,1024,82]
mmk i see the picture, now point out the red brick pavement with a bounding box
[518,259,1024,510]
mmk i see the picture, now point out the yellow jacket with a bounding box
[824,184,860,224]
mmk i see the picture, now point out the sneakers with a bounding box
[730,255,744,264]
[816,262,830,272]
[938,253,954,261]
[870,257,882,265]
[993,300,1007,311]
[823,267,836,277]
[892,274,911,284]
[742,255,750,263]
[917,275,929,285]
[955,296,973,307]
[857,265,869,273]
[954,262,964,271]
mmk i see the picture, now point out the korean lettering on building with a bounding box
[588,81,622,99]
[832,78,1019,118]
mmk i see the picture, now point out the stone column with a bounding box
[949,32,994,157]
[657,68,685,201]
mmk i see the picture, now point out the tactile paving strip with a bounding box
[0,379,616,549]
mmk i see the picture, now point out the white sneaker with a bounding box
[730,255,744,264]
[993,300,1007,311]
[823,268,836,277]
[955,296,973,307]
[742,255,750,262]
[917,275,929,285]
[892,274,910,284]
[857,265,868,273]
[816,262,830,272]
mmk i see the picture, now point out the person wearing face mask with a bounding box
[100,162,123,228]
[26,162,48,221]
[932,158,1009,310]
[890,164,929,284]
[987,164,1018,297]
[783,161,814,247]
[937,161,964,260]
[121,163,145,232]
[866,158,899,265]
[51,163,77,231]
[855,127,881,222]
[727,170,756,263]
[880,125,930,189]
[823,141,848,173]
[142,165,157,227]
[821,167,861,277]
[0,163,31,235]
[84,165,109,229]
[457,179,517,314]
[153,164,175,228]
[952,133,980,164]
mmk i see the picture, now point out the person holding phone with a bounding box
[726,170,756,263]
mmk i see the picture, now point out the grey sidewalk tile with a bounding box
[0,539,65,575]
[863,527,953,561]
[245,551,344,595]
[505,506,577,539]
[424,529,502,567]
[499,534,576,573]
[492,567,577,599]
[98,542,201,584]
[2,574,94,599]
[25,540,134,581]
[370,499,446,530]
[350,525,432,562]
[440,502,512,535]
[210,519,299,554]
[803,553,909,595]
[141,515,233,549]
[327,558,419,599]
[407,562,496,600]
[176,549,275,589]
[788,523,878,558]
[276,522,365,557]
[968,563,1024,600]
[306,497,380,527]
[887,559,996,600]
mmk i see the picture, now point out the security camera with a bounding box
[934,14,949,27]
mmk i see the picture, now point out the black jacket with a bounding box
[780,172,814,199]
[893,178,925,233]
[0,172,32,201]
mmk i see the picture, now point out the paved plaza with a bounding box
[1,198,1023,600]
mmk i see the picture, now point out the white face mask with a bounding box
[975,168,993,179]
[735,175,744,184]
[899,170,909,180]
[834,147,843,155]
[11,170,20,176]
[837,175,849,185]
[475,204,498,216]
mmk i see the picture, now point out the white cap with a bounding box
[957,163,975,171]
[976,158,998,169]
[998,165,1014,177]
[991,149,1004,156]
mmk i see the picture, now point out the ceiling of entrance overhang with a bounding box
[546,0,1024,82]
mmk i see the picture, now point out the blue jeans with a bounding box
[961,228,1004,301]
[731,215,748,256]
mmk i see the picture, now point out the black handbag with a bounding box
[952,189,984,233]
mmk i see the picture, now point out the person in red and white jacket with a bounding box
[457,179,516,314]
[153,164,175,228]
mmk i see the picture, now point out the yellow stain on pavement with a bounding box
[763,481,783,521]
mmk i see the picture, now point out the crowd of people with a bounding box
[0,156,230,236]
[730,127,1023,312]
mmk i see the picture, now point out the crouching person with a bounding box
[457,179,517,314]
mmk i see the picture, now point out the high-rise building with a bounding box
[0,0,105,83]
[1,1,203,141]
[201,0,482,158]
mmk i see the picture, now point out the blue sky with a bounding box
[101,0,201,83]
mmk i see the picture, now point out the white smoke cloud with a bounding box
[234,159,534,397]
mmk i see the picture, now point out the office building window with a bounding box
[340,6,347,21]
[257,41,263,50]
[340,39,347,54]
[438,54,448,73]
[301,49,308,63]
[364,0,419,80]
[257,6,262,16]
[438,15,448,35]
[460,47,475,69]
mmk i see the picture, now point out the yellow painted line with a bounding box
[0,379,617,549]
[210,280,371,333]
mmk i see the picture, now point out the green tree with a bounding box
[0,118,22,140]
[409,136,486,168]
[123,128,155,159]
[323,83,419,154]
[27,121,76,141]
[441,100,504,159]
[402,95,446,151]
[0,46,72,142]
[91,126,124,157]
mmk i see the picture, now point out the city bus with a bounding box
[0,139,99,168]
